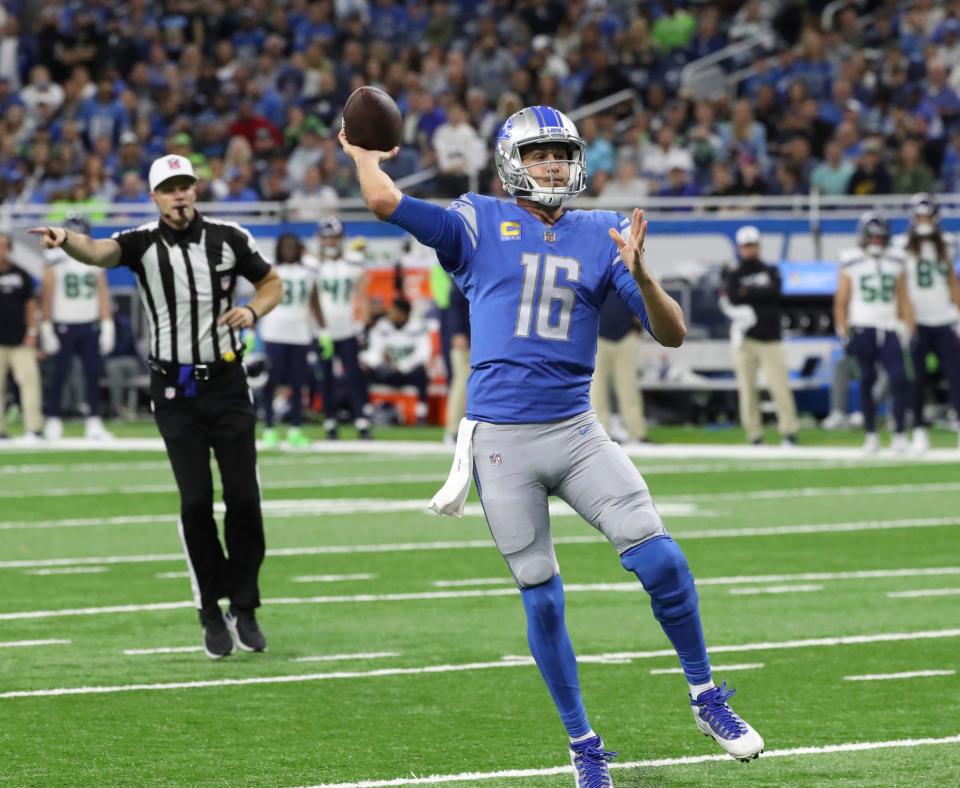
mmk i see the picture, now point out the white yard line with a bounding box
[290,652,400,663]
[3,518,958,570]
[0,630,957,701]
[6,478,960,502]
[155,572,190,579]
[293,574,377,583]
[5,567,960,620]
[433,579,514,588]
[23,567,108,576]
[297,735,960,787]
[844,670,956,681]
[887,588,960,598]
[0,474,448,499]
[123,646,203,656]
[0,639,70,649]
[674,481,960,502]
[650,663,764,675]
[3,436,959,461]
[729,584,824,595]
[0,499,708,531]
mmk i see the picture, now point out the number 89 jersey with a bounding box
[443,193,652,423]
[903,237,959,326]
[839,247,905,331]
[45,248,100,324]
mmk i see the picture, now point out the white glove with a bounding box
[40,321,60,355]
[99,318,115,356]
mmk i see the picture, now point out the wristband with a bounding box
[244,305,259,325]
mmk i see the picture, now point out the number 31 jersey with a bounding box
[438,193,653,423]
[45,249,100,324]
[839,247,905,331]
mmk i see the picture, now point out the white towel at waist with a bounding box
[427,417,478,518]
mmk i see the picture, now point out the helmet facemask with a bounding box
[495,107,587,208]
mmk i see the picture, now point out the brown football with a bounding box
[342,86,403,152]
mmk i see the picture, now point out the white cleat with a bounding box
[862,433,881,454]
[821,411,848,430]
[691,683,764,762]
[44,417,63,441]
[84,416,114,441]
[890,433,910,455]
[911,428,930,454]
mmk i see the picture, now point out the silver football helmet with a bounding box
[494,106,587,208]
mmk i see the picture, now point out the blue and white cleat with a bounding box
[690,682,764,762]
[569,735,617,787]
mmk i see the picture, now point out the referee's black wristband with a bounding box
[244,305,259,325]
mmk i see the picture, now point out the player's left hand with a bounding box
[218,307,256,329]
[609,208,648,276]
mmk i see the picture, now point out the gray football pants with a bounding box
[471,410,666,588]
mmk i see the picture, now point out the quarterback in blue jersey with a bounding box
[340,106,763,784]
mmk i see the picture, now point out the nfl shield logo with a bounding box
[220,275,232,290]
[543,230,556,244]
[164,386,176,400]
[489,452,502,465]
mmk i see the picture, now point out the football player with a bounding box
[40,213,115,440]
[340,106,763,784]
[312,217,372,440]
[258,233,323,448]
[834,212,916,453]
[893,193,960,451]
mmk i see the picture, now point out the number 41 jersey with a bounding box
[438,193,653,423]
[839,246,905,331]
[45,249,100,324]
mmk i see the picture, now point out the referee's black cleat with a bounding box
[199,606,234,660]
[225,606,267,652]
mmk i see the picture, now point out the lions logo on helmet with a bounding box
[494,106,587,208]
[858,211,891,256]
[909,192,941,238]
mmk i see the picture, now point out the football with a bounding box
[342,86,403,152]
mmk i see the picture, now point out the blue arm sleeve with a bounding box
[386,194,477,273]
[610,262,657,341]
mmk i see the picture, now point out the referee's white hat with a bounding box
[148,155,197,191]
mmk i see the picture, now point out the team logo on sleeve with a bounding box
[500,222,521,240]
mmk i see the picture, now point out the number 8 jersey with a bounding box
[839,246,906,331]
[387,191,654,423]
[45,248,100,324]
[902,237,959,327]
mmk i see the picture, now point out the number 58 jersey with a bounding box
[438,193,654,423]
[45,248,100,324]
[839,247,905,331]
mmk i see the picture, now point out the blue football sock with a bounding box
[621,536,712,685]
[521,574,591,738]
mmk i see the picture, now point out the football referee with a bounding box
[29,155,282,659]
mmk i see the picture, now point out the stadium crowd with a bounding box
[2,0,960,215]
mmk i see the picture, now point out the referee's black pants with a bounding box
[150,364,265,613]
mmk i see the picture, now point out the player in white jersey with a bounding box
[893,194,960,451]
[258,233,324,448]
[40,214,115,440]
[834,212,916,453]
[313,216,372,439]
[361,296,432,425]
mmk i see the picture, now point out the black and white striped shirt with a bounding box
[112,213,272,364]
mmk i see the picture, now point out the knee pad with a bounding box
[604,495,665,553]
[620,536,698,624]
[511,552,558,589]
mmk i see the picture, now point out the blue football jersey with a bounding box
[388,193,653,423]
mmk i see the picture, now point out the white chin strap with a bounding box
[866,243,885,256]
[914,222,935,236]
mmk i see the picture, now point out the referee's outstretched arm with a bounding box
[29,225,122,268]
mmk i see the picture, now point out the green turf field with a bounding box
[1,427,958,786]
